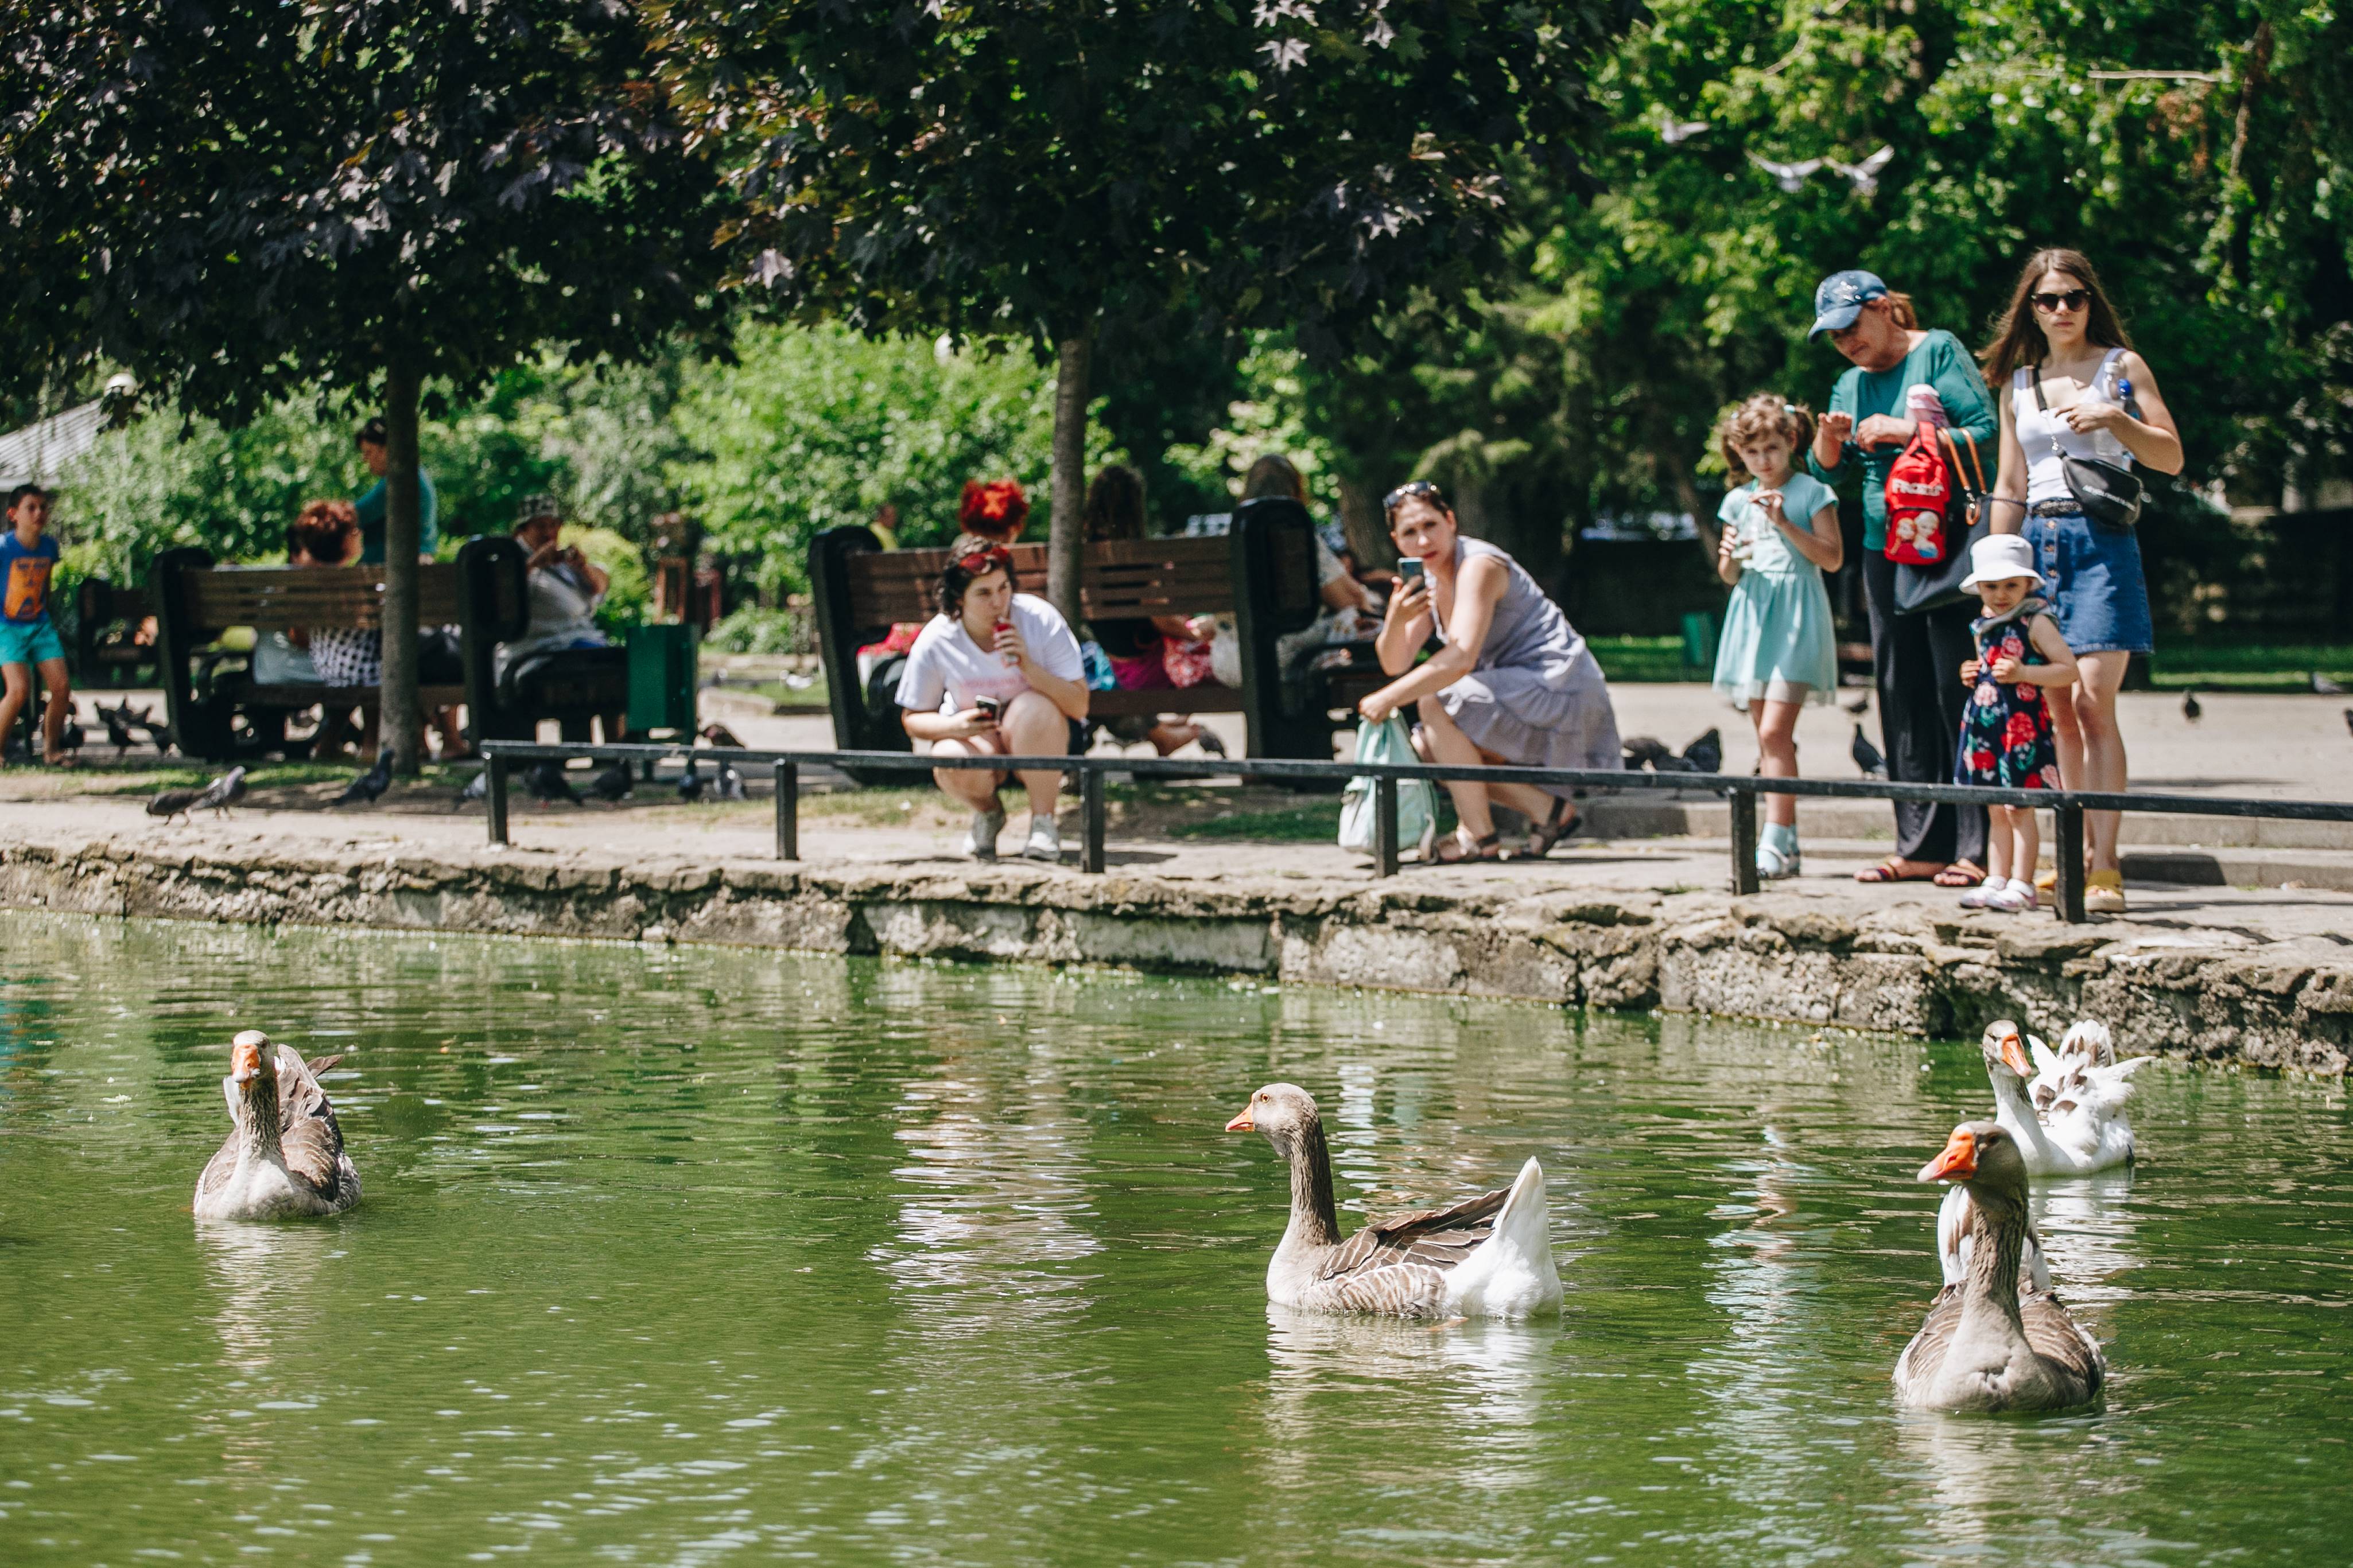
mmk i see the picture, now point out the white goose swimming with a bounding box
[193,1030,361,1221]
[1225,1083,1562,1319]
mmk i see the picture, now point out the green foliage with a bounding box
[675,324,1108,594]
[564,526,651,634]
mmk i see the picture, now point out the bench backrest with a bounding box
[835,537,1233,641]
[169,562,465,637]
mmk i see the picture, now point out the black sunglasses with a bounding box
[1383,479,1447,513]
[2029,288,2090,313]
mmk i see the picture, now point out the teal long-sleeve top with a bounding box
[1805,328,1996,552]
[354,469,440,564]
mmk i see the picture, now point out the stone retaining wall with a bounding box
[3,836,2346,1073]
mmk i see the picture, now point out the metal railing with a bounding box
[476,740,2353,924]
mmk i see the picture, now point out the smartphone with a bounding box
[1398,558,1425,585]
[974,696,1003,723]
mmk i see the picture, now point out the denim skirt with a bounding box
[2023,511,2153,656]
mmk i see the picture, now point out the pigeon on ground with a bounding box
[334,752,394,806]
[130,707,173,754]
[1842,692,1870,715]
[452,768,489,810]
[526,761,583,806]
[59,717,84,754]
[1827,145,1895,196]
[1852,725,1887,777]
[2313,671,2347,695]
[1659,110,1711,145]
[677,754,707,803]
[1682,727,1723,775]
[100,703,136,756]
[2343,708,2353,739]
[698,669,728,690]
[589,760,634,801]
[150,765,247,822]
[781,672,817,690]
[698,722,746,748]
[1622,736,1672,770]
[2181,690,2201,724]
[715,760,748,801]
[1749,153,1822,193]
[146,784,204,823]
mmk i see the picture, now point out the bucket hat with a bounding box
[1960,532,2044,591]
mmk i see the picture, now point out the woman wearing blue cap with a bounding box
[1805,270,1997,888]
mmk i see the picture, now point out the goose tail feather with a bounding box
[1444,1157,1562,1319]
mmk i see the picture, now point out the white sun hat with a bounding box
[1960,532,2044,591]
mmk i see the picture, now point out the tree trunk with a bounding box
[1656,442,1719,567]
[1046,332,1092,627]
[1336,476,1389,571]
[381,361,424,777]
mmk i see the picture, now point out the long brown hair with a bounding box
[1082,464,1147,543]
[289,499,359,565]
[1978,248,2133,383]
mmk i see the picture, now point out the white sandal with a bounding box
[1958,875,2006,909]
[1756,840,1801,881]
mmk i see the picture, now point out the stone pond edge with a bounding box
[1,836,2346,1073]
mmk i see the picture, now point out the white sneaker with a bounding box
[1023,815,1062,862]
[964,803,1005,859]
[1958,875,2006,909]
[1983,878,2033,913]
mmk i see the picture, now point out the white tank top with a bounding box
[2013,349,2133,504]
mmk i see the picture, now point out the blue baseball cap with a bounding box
[1809,269,1889,339]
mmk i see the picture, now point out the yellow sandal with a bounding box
[2084,868,2126,914]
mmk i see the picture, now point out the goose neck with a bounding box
[238,1079,285,1165]
[1281,1116,1342,1250]
[1957,1184,2030,1337]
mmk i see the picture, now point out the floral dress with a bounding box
[1955,598,2063,789]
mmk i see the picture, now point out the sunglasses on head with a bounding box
[1383,480,1447,513]
[954,544,1011,573]
[2030,288,2090,313]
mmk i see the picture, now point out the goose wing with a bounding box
[275,1052,353,1203]
[1893,1286,1961,1395]
[1321,1184,1509,1281]
[2021,1290,2105,1400]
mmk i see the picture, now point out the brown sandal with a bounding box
[1433,828,1506,864]
[1932,859,1987,888]
[1854,857,1942,884]
[1524,798,1583,858]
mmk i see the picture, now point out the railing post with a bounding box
[486,753,510,846]
[1081,766,1106,873]
[2054,801,2087,923]
[1373,773,1400,878]
[774,761,798,861]
[1729,784,1760,896]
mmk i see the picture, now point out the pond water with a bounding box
[2,913,2350,1566]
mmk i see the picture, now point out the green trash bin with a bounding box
[628,623,699,734]
[1680,610,1720,673]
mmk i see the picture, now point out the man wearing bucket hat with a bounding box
[1952,532,2078,913]
[1804,269,2000,889]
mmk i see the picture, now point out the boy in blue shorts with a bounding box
[0,484,73,765]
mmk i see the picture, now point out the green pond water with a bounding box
[2,913,2351,1566]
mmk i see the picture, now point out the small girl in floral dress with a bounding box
[1954,534,2078,912]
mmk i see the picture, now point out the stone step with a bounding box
[1577,795,2353,851]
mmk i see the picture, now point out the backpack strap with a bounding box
[1940,426,1989,496]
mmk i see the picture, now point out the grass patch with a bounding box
[1589,635,1704,684]
[2144,640,2353,691]
[1170,800,1346,842]
[736,677,832,711]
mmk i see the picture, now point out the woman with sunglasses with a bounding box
[897,538,1090,861]
[1359,481,1622,862]
[1805,269,1998,889]
[1981,248,2183,914]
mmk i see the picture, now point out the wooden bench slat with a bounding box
[182,565,465,633]
[844,539,1236,627]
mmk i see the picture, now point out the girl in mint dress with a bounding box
[1709,395,1844,878]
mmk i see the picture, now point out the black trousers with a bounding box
[1863,550,1987,867]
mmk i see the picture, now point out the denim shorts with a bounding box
[0,616,65,668]
[2024,511,2153,656]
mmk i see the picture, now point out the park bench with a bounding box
[809,497,1350,781]
[73,577,161,688]
[150,538,629,760]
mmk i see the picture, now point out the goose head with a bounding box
[1225,1083,1323,1161]
[224,1029,283,1130]
[1977,1020,2034,1087]
[1919,1119,2029,1217]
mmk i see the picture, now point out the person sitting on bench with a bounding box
[497,494,624,742]
[896,537,1089,863]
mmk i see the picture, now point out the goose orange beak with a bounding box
[1225,1107,1254,1133]
[230,1037,265,1085]
[1919,1129,1978,1183]
[1998,1029,2033,1079]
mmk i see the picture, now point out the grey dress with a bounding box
[1429,538,1622,797]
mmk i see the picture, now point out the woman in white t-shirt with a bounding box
[897,538,1090,861]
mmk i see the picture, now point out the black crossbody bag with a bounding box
[2033,364,2144,530]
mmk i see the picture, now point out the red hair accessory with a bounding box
[953,543,1012,574]
[957,478,1030,543]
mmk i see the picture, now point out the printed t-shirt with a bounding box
[1806,328,1995,551]
[895,594,1084,714]
[1,531,60,624]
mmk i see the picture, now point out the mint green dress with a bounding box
[1711,473,1839,709]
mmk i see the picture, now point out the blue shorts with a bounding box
[0,617,65,670]
[2024,512,2154,656]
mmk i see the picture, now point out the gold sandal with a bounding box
[2084,869,2126,914]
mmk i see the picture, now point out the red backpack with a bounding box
[1882,423,1983,566]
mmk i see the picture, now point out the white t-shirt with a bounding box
[895,593,1084,714]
